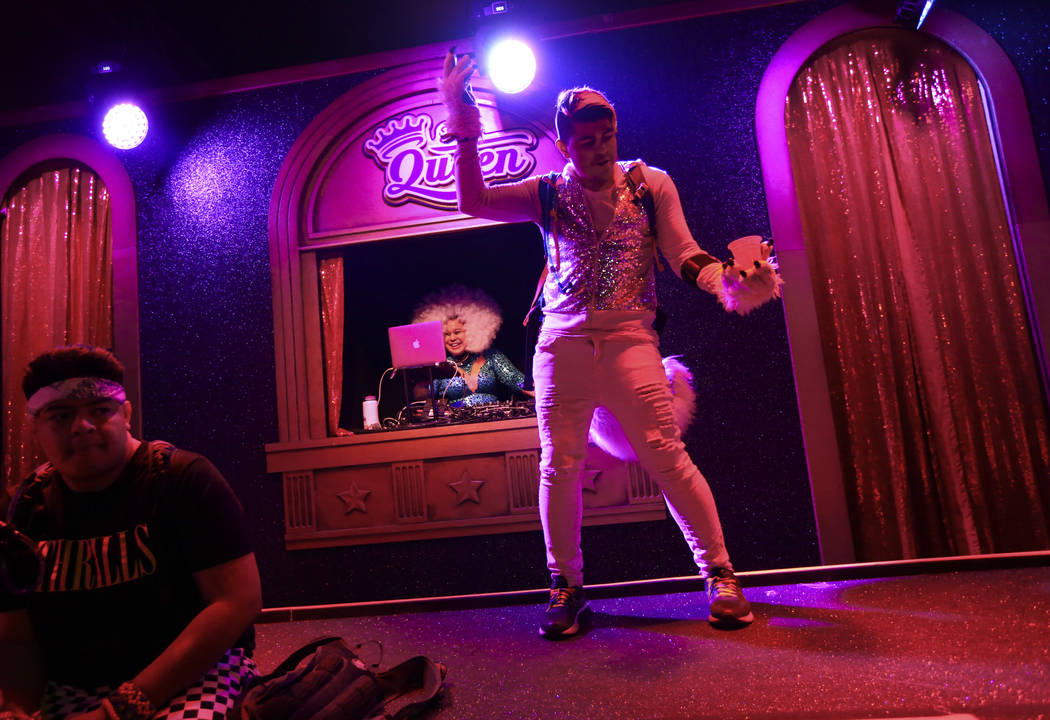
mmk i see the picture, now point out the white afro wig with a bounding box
[412,284,503,354]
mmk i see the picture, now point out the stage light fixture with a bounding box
[101,103,149,150]
[486,38,536,94]
[894,0,935,29]
[475,1,513,18]
[472,0,538,94]
[89,60,149,150]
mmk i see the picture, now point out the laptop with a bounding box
[388,320,446,369]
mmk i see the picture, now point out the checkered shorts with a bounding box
[41,647,257,720]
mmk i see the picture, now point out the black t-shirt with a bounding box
[0,441,254,689]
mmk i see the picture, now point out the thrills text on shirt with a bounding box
[364,112,538,210]
[36,524,158,592]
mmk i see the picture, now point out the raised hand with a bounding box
[441,47,477,106]
[438,47,482,141]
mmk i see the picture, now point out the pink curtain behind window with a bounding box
[786,29,1050,560]
[2,167,113,493]
[319,256,345,435]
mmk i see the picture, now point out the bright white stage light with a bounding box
[101,103,149,149]
[894,0,936,28]
[916,0,935,28]
[487,38,536,94]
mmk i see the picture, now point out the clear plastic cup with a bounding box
[727,235,765,267]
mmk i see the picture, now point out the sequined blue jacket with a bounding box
[433,348,526,407]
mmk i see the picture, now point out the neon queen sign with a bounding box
[363,112,539,211]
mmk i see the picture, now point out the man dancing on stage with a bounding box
[439,51,781,636]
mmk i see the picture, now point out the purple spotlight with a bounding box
[101,103,149,150]
[487,38,536,94]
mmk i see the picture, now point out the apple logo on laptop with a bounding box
[412,339,421,349]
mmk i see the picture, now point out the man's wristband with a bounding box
[681,253,721,288]
[108,682,155,720]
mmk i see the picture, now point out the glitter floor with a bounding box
[254,565,1050,719]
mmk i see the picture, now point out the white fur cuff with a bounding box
[437,76,482,141]
[695,262,724,296]
[441,106,482,141]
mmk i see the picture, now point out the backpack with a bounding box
[524,161,660,326]
[234,636,446,720]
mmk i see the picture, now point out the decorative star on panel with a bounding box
[336,483,371,514]
[449,470,485,505]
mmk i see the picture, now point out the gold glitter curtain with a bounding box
[786,29,1050,561]
[319,256,345,435]
[2,167,113,493]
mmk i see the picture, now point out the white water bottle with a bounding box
[362,395,380,429]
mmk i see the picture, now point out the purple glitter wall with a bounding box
[2,0,1047,606]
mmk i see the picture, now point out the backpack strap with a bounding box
[1,467,49,596]
[538,171,559,241]
[6,463,54,528]
[256,636,346,683]
[523,172,562,327]
[373,656,448,720]
[145,440,175,482]
[623,161,655,231]
[623,160,664,272]
[246,636,383,688]
[522,268,548,328]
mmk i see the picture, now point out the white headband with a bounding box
[26,377,127,417]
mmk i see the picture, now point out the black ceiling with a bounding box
[5,0,673,113]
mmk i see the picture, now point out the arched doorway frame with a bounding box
[755,4,1050,564]
[0,133,142,435]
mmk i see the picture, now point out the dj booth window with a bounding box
[269,215,672,548]
[333,221,543,429]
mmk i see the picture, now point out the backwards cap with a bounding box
[555,87,616,141]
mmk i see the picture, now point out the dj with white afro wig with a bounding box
[412,284,531,407]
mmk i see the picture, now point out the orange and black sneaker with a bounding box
[540,576,589,637]
[706,566,754,628]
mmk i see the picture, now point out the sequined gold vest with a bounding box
[541,161,657,315]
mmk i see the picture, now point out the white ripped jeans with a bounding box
[533,331,733,587]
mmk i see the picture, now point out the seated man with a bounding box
[0,346,261,720]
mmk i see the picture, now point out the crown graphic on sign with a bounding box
[362,109,539,211]
[364,114,436,164]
